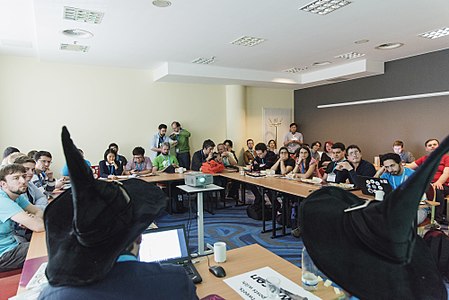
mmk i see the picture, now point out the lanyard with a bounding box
[391,171,406,189]
[135,162,144,171]
[158,134,164,147]
[108,165,115,174]
[301,161,305,174]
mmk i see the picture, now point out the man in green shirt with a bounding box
[152,142,179,172]
[170,121,191,169]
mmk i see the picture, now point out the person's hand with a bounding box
[108,175,117,180]
[336,161,353,171]
[130,169,139,174]
[432,182,444,190]
[296,157,303,165]
[46,169,54,180]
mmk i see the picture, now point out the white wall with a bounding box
[0,55,293,173]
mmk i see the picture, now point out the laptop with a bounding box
[356,176,393,196]
[139,225,202,284]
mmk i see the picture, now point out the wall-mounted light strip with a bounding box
[317,90,449,109]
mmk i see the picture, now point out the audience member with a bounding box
[336,145,376,185]
[151,142,179,172]
[38,127,198,299]
[61,148,91,177]
[243,139,256,165]
[191,139,215,171]
[150,124,170,160]
[310,141,321,162]
[1,152,24,167]
[392,140,415,163]
[0,164,44,272]
[99,149,124,179]
[27,150,37,159]
[223,139,239,163]
[32,151,64,197]
[215,143,237,167]
[283,123,303,154]
[2,147,20,159]
[318,141,333,169]
[323,142,349,183]
[291,146,318,179]
[267,139,278,155]
[125,147,153,176]
[271,147,295,175]
[108,143,128,168]
[170,121,191,169]
[408,138,449,224]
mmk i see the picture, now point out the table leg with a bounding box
[197,192,205,255]
[167,182,173,214]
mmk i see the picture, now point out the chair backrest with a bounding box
[90,165,100,178]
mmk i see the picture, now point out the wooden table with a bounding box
[194,244,339,299]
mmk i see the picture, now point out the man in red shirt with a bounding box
[409,138,449,224]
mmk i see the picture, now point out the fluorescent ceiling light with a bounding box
[335,52,365,60]
[192,56,216,64]
[317,91,449,108]
[63,6,104,24]
[418,27,449,39]
[299,0,351,15]
[231,36,265,47]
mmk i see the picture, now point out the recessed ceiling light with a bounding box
[60,43,89,52]
[375,42,404,50]
[63,6,104,24]
[299,0,351,15]
[152,0,171,8]
[284,67,308,73]
[418,27,449,39]
[335,51,365,60]
[192,56,216,64]
[62,29,93,39]
[354,39,369,44]
[312,61,332,66]
[231,36,265,47]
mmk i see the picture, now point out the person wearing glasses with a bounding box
[31,151,65,197]
[335,144,376,185]
[124,147,153,176]
[271,147,295,175]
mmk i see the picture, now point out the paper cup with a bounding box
[214,242,227,263]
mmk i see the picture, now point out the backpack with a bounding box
[423,228,449,280]
[246,204,272,221]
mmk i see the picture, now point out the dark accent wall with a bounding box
[294,48,449,162]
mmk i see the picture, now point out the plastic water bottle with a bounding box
[301,247,319,291]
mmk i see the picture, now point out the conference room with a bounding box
[1,0,449,299]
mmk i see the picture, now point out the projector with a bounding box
[184,172,213,187]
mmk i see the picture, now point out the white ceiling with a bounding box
[1,0,449,89]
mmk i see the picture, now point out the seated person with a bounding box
[243,139,256,165]
[270,147,295,175]
[322,142,349,183]
[215,143,237,168]
[61,148,91,177]
[124,147,153,176]
[217,142,240,200]
[99,149,124,179]
[310,141,321,162]
[318,141,333,169]
[151,142,179,173]
[191,139,215,172]
[335,145,376,185]
[0,164,44,272]
[108,143,128,168]
[375,153,427,224]
[223,139,239,163]
[290,146,318,179]
[32,151,65,197]
[267,139,278,155]
[392,140,415,163]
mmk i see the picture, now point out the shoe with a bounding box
[292,227,301,238]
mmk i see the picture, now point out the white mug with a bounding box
[214,242,227,263]
[374,190,385,201]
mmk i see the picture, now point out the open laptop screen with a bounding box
[139,226,190,263]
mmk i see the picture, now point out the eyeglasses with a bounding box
[348,150,361,156]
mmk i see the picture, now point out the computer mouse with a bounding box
[209,265,226,278]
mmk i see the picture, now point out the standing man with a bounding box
[150,124,170,161]
[170,121,191,169]
[124,147,153,176]
[335,145,376,185]
[243,139,256,165]
[32,151,64,197]
[323,143,349,183]
[283,123,303,154]
[408,138,449,224]
[0,164,44,272]
[392,140,415,163]
[191,140,216,172]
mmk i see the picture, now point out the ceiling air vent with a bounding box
[60,43,89,52]
[63,6,104,24]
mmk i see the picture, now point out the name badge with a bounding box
[176,148,180,153]
[327,172,336,182]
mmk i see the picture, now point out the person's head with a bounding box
[331,142,346,162]
[425,139,439,153]
[108,143,119,153]
[223,139,233,151]
[27,150,38,159]
[158,124,167,136]
[34,151,52,172]
[217,143,226,154]
[311,141,321,152]
[3,147,20,159]
[392,140,404,154]
[132,147,146,163]
[268,139,277,150]
[202,139,215,155]
[160,142,170,155]
[324,141,334,153]
[247,139,254,150]
[278,146,290,160]
[14,155,36,182]
[171,121,181,132]
[0,164,27,197]
[346,145,362,164]
[296,145,311,160]
[380,153,403,175]
[104,149,117,164]
[289,122,298,133]
[2,152,25,166]
[255,142,268,159]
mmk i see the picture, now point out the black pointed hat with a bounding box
[44,126,168,286]
[300,135,449,299]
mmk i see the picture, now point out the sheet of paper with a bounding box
[224,266,321,300]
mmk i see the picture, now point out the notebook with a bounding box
[140,225,202,284]
[356,176,393,196]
